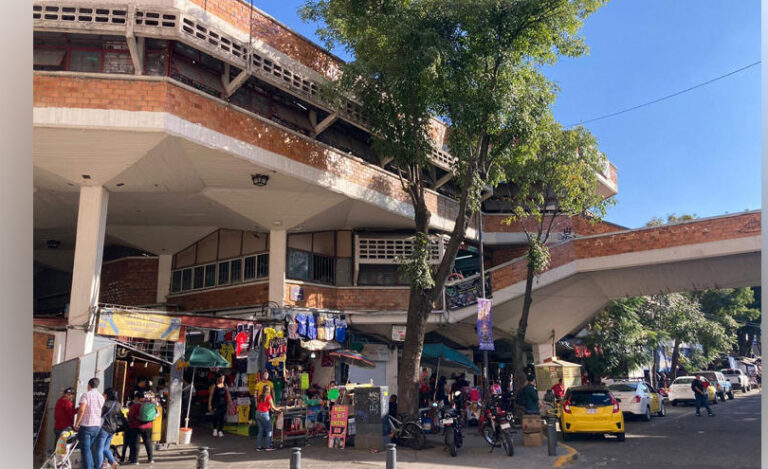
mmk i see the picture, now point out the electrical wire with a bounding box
[566,61,761,128]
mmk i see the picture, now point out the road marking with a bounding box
[553,442,579,467]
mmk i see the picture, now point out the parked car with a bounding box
[560,385,625,442]
[721,368,751,393]
[668,376,717,406]
[696,371,732,401]
[606,380,665,421]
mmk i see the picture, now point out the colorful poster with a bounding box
[97,309,181,341]
[328,405,349,449]
[477,298,494,351]
[391,325,406,341]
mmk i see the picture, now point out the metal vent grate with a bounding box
[135,10,177,28]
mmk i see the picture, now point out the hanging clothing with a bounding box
[335,319,347,343]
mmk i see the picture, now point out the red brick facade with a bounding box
[490,212,761,291]
[285,282,410,311]
[483,214,625,237]
[170,282,269,311]
[99,257,159,306]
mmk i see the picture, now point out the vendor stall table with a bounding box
[273,406,308,448]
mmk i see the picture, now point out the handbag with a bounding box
[102,402,128,434]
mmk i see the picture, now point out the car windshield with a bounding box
[722,370,737,375]
[673,378,694,384]
[568,391,613,406]
[608,383,638,392]
[699,373,716,380]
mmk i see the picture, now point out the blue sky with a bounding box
[255,0,761,228]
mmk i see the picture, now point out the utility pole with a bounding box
[478,212,489,400]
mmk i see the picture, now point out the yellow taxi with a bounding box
[560,385,625,442]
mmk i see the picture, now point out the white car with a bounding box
[668,376,717,406]
[721,368,751,393]
[606,381,665,421]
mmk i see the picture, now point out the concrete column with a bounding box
[65,186,109,360]
[268,229,287,307]
[532,342,555,365]
[156,254,173,304]
[52,331,67,366]
[165,339,185,444]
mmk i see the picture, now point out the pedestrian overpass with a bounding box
[374,211,761,357]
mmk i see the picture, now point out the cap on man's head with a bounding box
[63,387,75,394]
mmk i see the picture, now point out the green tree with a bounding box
[583,298,649,378]
[303,0,608,414]
[696,288,759,357]
[645,213,697,227]
[503,121,613,392]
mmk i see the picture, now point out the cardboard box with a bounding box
[522,415,543,433]
[523,431,543,447]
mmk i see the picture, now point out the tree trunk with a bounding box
[398,289,435,416]
[670,337,681,379]
[512,262,537,394]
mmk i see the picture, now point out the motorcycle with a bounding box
[387,413,426,450]
[480,398,514,456]
[438,391,465,457]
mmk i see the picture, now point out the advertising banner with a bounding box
[477,298,494,351]
[328,405,349,449]
[97,309,182,341]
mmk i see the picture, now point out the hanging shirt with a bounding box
[296,314,308,337]
[324,317,335,342]
[317,315,326,340]
[335,319,347,342]
[307,314,317,340]
[235,332,250,358]
[219,343,235,367]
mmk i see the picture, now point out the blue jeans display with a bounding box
[255,411,272,449]
[77,426,101,469]
[93,429,115,469]
[695,393,713,415]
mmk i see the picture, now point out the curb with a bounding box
[552,442,578,467]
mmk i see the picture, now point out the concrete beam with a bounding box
[312,112,338,137]
[434,171,454,190]
[222,63,250,97]
[156,255,172,304]
[65,186,109,360]
[268,229,287,306]
[125,7,144,75]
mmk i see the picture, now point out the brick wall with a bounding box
[285,282,410,310]
[34,75,454,213]
[99,257,159,306]
[187,0,342,79]
[170,282,269,311]
[483,214,624,237]
[490,212,761,292]
[33,331,55,373]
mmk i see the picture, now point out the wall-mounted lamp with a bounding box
[251,174,269,187]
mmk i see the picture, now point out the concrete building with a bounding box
[32,0,760,446]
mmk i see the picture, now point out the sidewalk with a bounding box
[138,426,573,469]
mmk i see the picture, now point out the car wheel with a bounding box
[657,402,666,417]
[728,391,734,400]
[616,432,626,442]
[642,406,651,422]
[671,400,678,407]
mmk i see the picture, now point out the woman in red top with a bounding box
[126,391,155,464]
[53,387,77,440]
[255,386,281,451]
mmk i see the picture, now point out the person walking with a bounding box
[208,373,231,438]
[73,378,105,469]
[255,386,281,451]
[691,373,714,417]
[520,376,541,414]
[54,387,77,441]
[94,388,124,469]
[126,391,156,464]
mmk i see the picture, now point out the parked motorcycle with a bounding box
[388,413,426,450]
[438,391,465,457]
[481,399,514,456]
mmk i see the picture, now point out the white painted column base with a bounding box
[269,229,287,307]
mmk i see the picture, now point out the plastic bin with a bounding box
[179,427,193,445]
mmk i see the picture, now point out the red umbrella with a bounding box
[329,349,376,369]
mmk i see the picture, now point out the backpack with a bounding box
[101,401,128,434]
[139,402,157,423]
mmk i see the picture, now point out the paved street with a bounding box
[569,390,761,469]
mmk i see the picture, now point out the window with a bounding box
[181,269,192,291]
[171,270,182,293]
[288,250,310,280]
[244,256,257,280]
[193,266,204,289]
[204,264,216,287]
[256,253,269,278]
[218,262,230,285]
[69,50,101,72]
[608,384,637,392]
[568,391,612,407]
[287,232,336,284]
[230,259,242,283]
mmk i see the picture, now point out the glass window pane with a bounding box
[288,249,310,280]
[231,259,242,283]
[256,253,269,278]
[145,52,166,76]
[193,266,204,289]
[69,50,101,72]
[181,269,192,291]
[204,264,216,287]
[103,51,134,74]
[218,262,230,285]
[244,256,256,280]
[171,270,182,292]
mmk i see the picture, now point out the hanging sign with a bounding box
[328,404,349,449]
[97,309,181,341]
[477,298,494,351]
[391,325,406,342]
